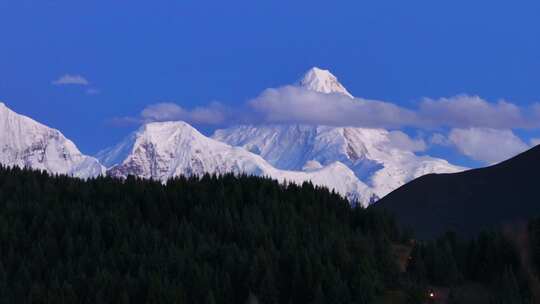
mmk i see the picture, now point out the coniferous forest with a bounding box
[0,166,539,303]
[0,166,401,303]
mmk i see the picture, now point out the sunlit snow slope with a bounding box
[0,103,104,178]
[99,121,377,205]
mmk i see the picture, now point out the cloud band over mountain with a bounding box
[111,68,540,165]
[249,87,540,130]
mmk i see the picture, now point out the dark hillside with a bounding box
[376,145,540,239]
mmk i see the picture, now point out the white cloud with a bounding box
[52,74,90,86]
[248,87,538,130]
[448,128,529,164]
[387,131,427,152]
[418,95,530,129]
[141,102,227,125]
[118,102,229,126]
[246,86,540,164]
[249,86,417,128]
[109,83,540,164]
[140,103,186,122]
[430,133,452,146]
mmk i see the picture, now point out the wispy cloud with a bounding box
[248,87,539,130]
[52,74,90,86]
[442,128,530,164]
[429,133,452,146]
[386,131,427,152]
[111,102,230,127]
[141,102,228,125]
[249,86,417,128]
[111,83,540,164]
[246,87,540,163]
[418,95,531,129]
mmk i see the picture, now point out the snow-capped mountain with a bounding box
[0,67,465,205]
[98,121,376,205]
[214,125,464,198]
[299,67,353,98]
[213,67,466,198]
[0,103,104,178]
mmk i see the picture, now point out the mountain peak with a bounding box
[0,102,105,178]
[142,120,195,132]
[299,67,353,98]
[98,120,207,169]
[140,121,202,138]
[0,102,12,114]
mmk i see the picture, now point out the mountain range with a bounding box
[97,120,373,203]
[0,67,465,205]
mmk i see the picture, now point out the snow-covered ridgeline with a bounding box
[0,102,104,178]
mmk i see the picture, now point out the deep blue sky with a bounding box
[2,1,540,167]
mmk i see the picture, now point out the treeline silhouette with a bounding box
[4,166,540,303]
[0,166,401,304]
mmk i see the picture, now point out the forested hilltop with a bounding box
[0,166,401,303]
[0,166,538,303]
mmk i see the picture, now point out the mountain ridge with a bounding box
[99,120,377,205]
[0,102,104,178]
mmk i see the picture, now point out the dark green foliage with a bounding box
[406,230,530,303]
[0,166,400,303]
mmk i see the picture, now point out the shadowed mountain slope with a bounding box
[375,145,540,239]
